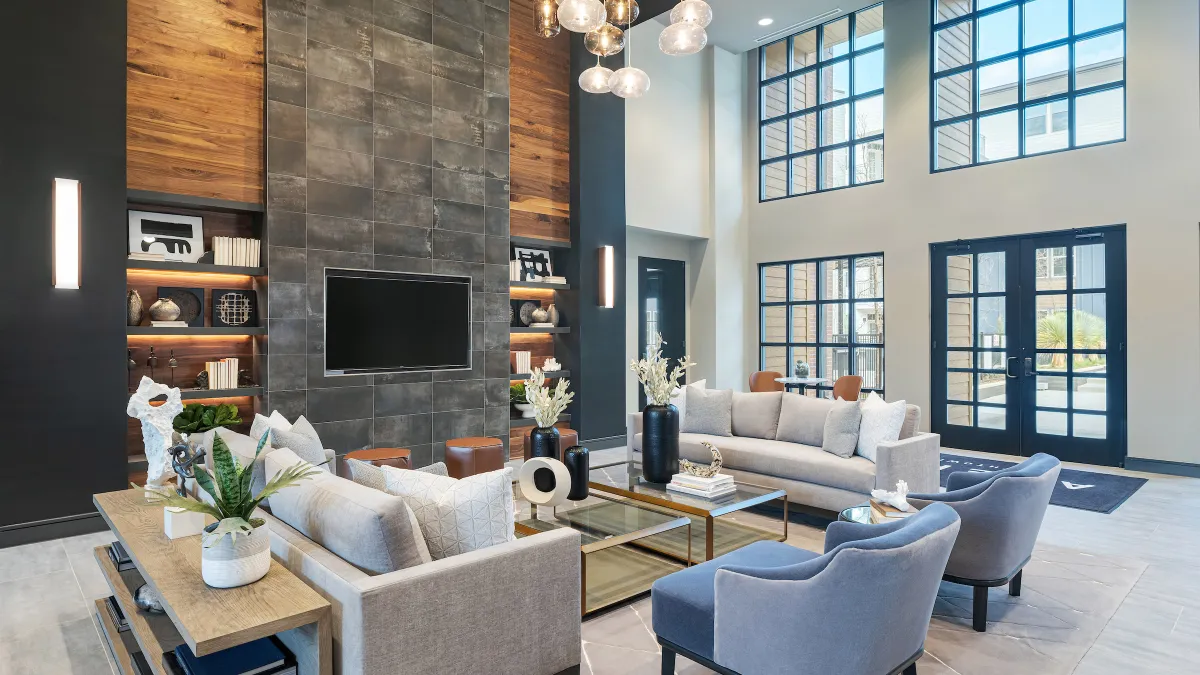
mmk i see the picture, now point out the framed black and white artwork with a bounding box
[128,210,203,263]
[513,247,553,281]
[212,289,258,328]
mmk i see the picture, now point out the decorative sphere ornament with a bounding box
[579,64,614,93]
[604,0,639,27]
[669,0,713,27]
[534,0,561,37]
[584,23,624,56]
[609,66,651,98]
[659,21,707,56]
[558,0,606,33]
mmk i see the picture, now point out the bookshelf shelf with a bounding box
[126,260,266,275]
[127,326,267,336]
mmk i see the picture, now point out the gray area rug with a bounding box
[940,453,1146,514]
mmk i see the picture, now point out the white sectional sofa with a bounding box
[627,392,941,512]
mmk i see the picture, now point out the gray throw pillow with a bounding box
[776,394,836,447]
[821,399,863,458]
[271,416,330,471]
[347,459,449,492]
[731,392,783,439]
[680,388,733,437]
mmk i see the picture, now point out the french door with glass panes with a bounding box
[931,227,1126,466]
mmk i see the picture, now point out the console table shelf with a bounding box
[128,326,267,336]
[127,260,266,276]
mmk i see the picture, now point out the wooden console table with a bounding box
[92,489,332,675]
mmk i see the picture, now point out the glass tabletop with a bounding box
[516,494,691,554]
[588,460,786,517]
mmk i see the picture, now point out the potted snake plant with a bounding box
[138,434,321,588]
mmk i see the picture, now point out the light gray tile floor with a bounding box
[7,447,1197,674]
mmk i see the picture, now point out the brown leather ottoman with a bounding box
[344,448,411,469]
[522,428,579,461]
[445,437,506,479]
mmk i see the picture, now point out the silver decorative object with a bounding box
[134,583,166,614]
[127,290,144,326]
[547,303,561,327]
[148,297,181,322]
[679,442,723,478]
[794,361,811,378]
[531,306,550,324]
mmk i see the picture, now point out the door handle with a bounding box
[1006,357,1018,379]
[1023,357,1034,377]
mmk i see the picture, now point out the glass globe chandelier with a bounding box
[534,0,561,38]
[604,0,639,27]
[557,0,606,33]
[579,59,614,94]
[585,23,624,57]
[609,20,649,99]
[660,0,711,56]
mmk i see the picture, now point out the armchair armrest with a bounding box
[946,468,994,491]
[627,412,643,457]
[874,432,940,494]
[823,517,912,554]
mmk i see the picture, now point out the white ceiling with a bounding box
[678,0,878,54]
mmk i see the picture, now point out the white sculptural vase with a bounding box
[127,377,183,490]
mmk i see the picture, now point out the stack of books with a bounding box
[103,596,130,633]
[212,237,261,267]
[510,351,531,375]
[869,499,917,523]
[666,473,736,499]
[173,637,295,675]
[205,357,239,390]
[128,252,165,262]
[108,541,136,572]
[151,320,189,328]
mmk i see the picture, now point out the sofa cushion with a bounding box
[731,392,783,440]
[899,404,921,440]
[821,399,862,458]
[775,394,835,447]
[681,388,733,437]
[670,379,706,428]
[264,449,431,574]
[678,434,877,494]
[346,459,449,491]
[382,466,515,560]
[270,416,331,471]
[857,393,907,463]
[652,540,819,660]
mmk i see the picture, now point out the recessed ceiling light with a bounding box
[758,18,774,26]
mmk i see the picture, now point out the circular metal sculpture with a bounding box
[519,457,572,507]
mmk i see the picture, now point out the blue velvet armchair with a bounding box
[651,503,961,675]
[908,453,1061,632]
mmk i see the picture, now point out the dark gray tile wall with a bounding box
[265,0,511,466]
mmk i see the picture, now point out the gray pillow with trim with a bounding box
[347,459,449,492]
[270,416,329,471]
[821,399,863,458]
[680,388,733,437]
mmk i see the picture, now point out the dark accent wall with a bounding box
[0,1,128,532]
[565,35,627,443]
[263,0,512,465]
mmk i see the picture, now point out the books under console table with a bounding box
[92,489,332,675]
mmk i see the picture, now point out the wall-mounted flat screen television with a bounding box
[324,269,472,376]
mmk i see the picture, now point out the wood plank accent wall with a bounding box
[509,0,571,242]
[127,0,266,204]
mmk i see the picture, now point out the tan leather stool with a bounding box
[344,448,411,469]
[445,437,505,479]
[522,428,579,461]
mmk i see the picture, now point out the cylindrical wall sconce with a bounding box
[598,245,614,308]
[53,178,81,289]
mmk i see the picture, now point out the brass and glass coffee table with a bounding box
[589,460,789,563]
[515,492,691,616]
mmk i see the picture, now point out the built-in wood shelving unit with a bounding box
[126,260,267,276]
[128,326,267,336]
[510,371,570,380]
[511,280,570,291]
[510,236,571,249]
[511,327,570,334]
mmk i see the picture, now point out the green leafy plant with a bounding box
[1036,310,1106,369]
[173,403,243,435]
[137,434,322,546]
[510,382,528,404]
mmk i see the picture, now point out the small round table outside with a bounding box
[838,503,873,524]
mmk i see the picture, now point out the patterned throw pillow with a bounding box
[270,416,330,471]
[856,392,907,463]
[347,460,449,492]
[381,466,515,560]
[250,410,292,443]
[680,388,733,436]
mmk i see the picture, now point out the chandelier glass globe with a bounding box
[579,64,614,93]
[609,66,651,98]
[659,21,707,56]
[669,0,713,28]
[534,0,561,38]
[558,0,606,33]
[604,0,640,27]
[585,24,625,56]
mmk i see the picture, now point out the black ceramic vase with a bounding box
[529,426,560,492]
[563,445,590,501]
[641,404,680,483]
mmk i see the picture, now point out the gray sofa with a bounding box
[256,462,582,675]
[627,392,941,512]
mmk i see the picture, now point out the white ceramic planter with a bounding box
[201,524,270,588]
[514,403,536,418]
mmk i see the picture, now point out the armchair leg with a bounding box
[661,646,677,674]
[973,586,989,632]
[1009,570,1023,597]
[903,664,918,675]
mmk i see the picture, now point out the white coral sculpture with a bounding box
[630,331,696,406]
[526,368,574,429]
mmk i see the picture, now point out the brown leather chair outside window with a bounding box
[749,371,785,393]
[444,437,506,479]
[832,375,864,401]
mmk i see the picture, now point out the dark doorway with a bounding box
[931,226,1127,466]
[638,257,687,409]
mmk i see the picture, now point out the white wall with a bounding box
[743,0,1200,464]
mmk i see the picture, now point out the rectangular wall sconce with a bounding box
[53,177,81,289]
[598,245,615,308]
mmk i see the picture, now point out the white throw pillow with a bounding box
[667,379,706,425]
[856,392,907,463]
[250,410,292,442]
[381,466,515,560]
